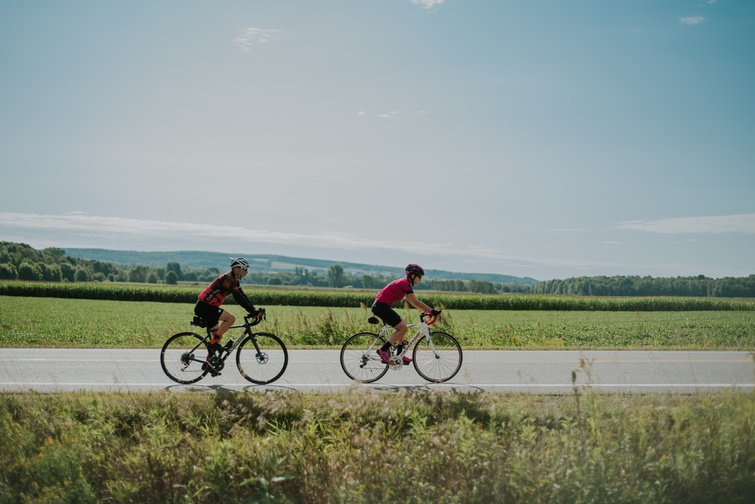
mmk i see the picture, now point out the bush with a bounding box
[17,262,41,281]
[0,263,17,280]
[74,268,91,282]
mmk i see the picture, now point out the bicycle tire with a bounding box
[412,331,463,383]
[236,332,288,384]
[160,332,211,384]
[340,332,389,383]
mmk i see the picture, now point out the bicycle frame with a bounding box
[197,316,266,368]
[371,322,430,365]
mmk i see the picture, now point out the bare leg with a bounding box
[388,320,409,345]
[211,311,236,339]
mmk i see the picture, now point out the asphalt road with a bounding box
[1,348,753,394]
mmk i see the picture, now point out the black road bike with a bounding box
[160,309,288,385]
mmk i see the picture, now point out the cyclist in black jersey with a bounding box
[194,257,260,350]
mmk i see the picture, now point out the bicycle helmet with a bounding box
[230,257,250,269]
[405,264,425,277]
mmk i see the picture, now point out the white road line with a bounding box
[1,382,753,388]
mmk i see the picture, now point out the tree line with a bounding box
[0,242,531,293]
[1,242,753,297]
[533,274,755,298]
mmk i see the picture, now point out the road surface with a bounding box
[1,348,753,393]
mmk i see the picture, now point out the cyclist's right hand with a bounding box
[423,309,441,324]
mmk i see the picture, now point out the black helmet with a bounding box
[230,257,250,269]
[405,264,425,277]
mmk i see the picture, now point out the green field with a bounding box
[2,295,754,349]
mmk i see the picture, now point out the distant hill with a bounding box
[64,248,539,285]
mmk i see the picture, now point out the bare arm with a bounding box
[405,293,432,313]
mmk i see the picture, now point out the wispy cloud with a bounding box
[356,110,430,119]
[617,214,755,234]
[233,27,286,52]
[5,212,728,277]
[377,110,399,119]
[409,0,444,10]
[680,15,705,25]
[0,212,530,264]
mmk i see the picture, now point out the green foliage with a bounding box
[74,267,90,282]
[327,264,345,288]
[0,263,17,280]
[536,274,755,297]
[165,271,178,285]
[1,391,753,503]
[1,281,754,311]
[17,262,41,281]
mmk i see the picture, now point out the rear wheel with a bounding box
[412,331,463,383]
[237,332,288,384]
[340,332,389,383]
[160,332,210,384]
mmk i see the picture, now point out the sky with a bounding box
[1,0,754,281]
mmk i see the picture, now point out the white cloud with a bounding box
[233,27,286,52]
[617,214,755,234]
[0,212,524,263]
[409,0,444,10]
[680,15,705,25]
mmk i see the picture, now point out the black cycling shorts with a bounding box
[371,301,402,327]
[194,301,223,329]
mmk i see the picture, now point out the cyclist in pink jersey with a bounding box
[194,257,261,351]
[371,264,441,364]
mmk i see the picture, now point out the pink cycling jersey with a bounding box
[375,278,413,306]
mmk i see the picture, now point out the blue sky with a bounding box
[1,0,753,280]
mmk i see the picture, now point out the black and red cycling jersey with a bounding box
[197,273,256,313]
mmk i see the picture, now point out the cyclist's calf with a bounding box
[214,310,236,338]
[388,320,410,345]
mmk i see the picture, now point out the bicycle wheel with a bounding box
[340,332,389,383]
[236,332,288,384]
[160,332,210,384]
[412,331,463,383]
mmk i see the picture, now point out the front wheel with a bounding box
[340,332,389,383]
[413,331,463,383]
[237,332,288,384]
[160,332,210,384]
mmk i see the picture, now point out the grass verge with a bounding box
[1,389,753,503]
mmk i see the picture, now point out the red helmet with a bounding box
[405,264,425,277]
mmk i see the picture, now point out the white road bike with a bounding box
[339,312,463,383]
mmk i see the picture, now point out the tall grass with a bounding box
[1,390,753,503]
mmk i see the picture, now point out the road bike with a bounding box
[160,308,288,385]
[340,312,462,383]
